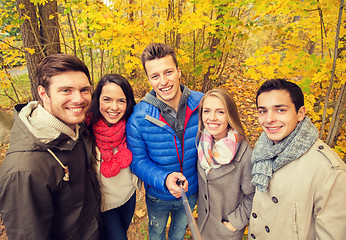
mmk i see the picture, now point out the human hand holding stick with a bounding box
[176,180,203,240]
[166,172,188,198]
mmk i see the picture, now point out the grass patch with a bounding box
[0,72,31,109]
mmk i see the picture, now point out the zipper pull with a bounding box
[63,166,70,182]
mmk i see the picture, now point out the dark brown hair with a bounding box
[89,74,136,126]
[36,54,91,94]
[140,43,178,75]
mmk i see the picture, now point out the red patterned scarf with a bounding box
[92,119,132,178]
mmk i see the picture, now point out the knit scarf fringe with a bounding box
[198,128,242,175]
[251,117,319,192]
[93,119,132,178]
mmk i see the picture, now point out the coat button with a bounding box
[318,145,324,150]
[250,233,256,239]
[252,213,257,218]
[272,196,278,203]
[205,195,207,200]
[205,209,207,213]
[265,226,270,233]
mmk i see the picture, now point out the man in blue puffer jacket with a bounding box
[126,43,203,240]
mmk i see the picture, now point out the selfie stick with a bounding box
[177,180,203,240]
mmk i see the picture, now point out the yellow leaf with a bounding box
[135,208,146,218]
[261,46,273,54]
[166,215,171,227]
[326,108,334,116]
[268,52,281,65]
[244,226,248,234]
[25,48,35,55]
[244,57,257,66]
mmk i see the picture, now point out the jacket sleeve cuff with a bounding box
[227,210,248,230]
[154,171,172,193]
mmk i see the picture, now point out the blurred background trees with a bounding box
[0,0,345,159]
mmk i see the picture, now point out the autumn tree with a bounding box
[15,0,60,100]
[1,0,27,104]
[243,0,345,159]
[1,0,344,159]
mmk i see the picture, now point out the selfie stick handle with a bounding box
[177,180,203,240]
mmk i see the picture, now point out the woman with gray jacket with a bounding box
[197,88,255,239]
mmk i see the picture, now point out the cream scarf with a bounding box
[198,128,242,174]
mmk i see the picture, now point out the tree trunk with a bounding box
[15,0,43,101]
[320,0,344,139]
[129,0,138,80]
[85,0,94,86]
[175,0,184,49]
[15,0,61,101]
[69,7,85,61]
[326,83,346,146]
[38,0,61,55]
[202,10,222,93]
[64,0,77,55]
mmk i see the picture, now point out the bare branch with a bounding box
[320,0,344,139]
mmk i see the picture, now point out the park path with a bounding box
[7,66,28,76]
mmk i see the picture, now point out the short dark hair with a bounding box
[256,79,304,112]
[140,43,178,75]
[89,74,136,127]
[36,54,91,93]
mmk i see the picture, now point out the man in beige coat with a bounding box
[248,79,346,240]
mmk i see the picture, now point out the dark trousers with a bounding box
[101,192,136,240]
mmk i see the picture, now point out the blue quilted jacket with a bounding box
[126,90,203,200]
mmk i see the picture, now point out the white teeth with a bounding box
[267,126,281,131]
[69,108,82,112]
[161,86,172,92]
[108,112,119,116]
[207,123,219,129]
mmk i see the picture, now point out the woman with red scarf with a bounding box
[87,74,137,240]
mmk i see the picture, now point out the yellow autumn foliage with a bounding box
[0,0,344,159]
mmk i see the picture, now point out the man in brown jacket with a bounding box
[0,54,101,239]
[248,79,346,240]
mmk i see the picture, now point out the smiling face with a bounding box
[144,55,182,111]
[99,82,127,126]
[202,96,229,141]
[38,71,92,130]
[257,90,305,144]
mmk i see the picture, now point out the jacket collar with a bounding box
[18,102,79,143]
[142,85,202,111]
[8,102,87,153]
[142,86,201,117]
